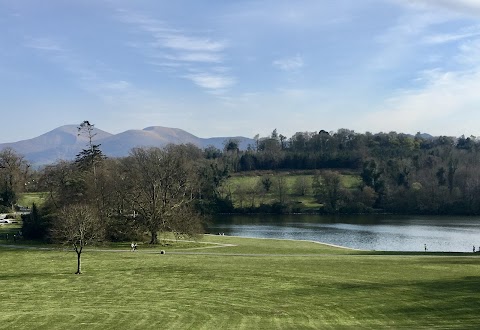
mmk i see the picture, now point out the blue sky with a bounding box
[2,0,480,143]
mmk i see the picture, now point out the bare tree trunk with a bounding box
[150,231,158,244]
[74,244,82,274]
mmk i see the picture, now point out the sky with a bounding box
[2,0,480,143]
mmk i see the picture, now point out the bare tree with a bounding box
[51,204,104,274]
[293,175,310,196]
[273,174,289,205]
[39,161,86,208]
[127,145,202,244]
[315,171,344,212]
[0,148,29,210]
[171,205,204,241]
[234,184,247,208]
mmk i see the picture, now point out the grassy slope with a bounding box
[224,171,361,210]
[1,235,479,329]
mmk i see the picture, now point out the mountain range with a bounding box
[0,125,253,166]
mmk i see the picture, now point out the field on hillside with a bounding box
[1,235,479,329]
[17,192,48,208]
[221,171,361,210]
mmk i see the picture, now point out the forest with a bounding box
[224,128,480,215]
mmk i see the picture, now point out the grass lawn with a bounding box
[1,235,479,329]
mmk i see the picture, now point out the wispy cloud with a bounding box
[369,11,443,70]
[359,36,480,135]
[423,25,480,44]
[161,52,223,63]
[24,37,139,102]
[24,37,64,52]
[272,54,304,71]
[116,9,234,94]
[97,80,131,91]
[399,0,480,16]
[160,35,227,52]
[360,70,480,135]
[456,39,480,64]
[370,0,480,74]
[184,72,235,90]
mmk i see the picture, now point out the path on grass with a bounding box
[0,240,237,253]
[2,243,479,258]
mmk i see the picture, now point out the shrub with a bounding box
[21,203,51,240]
[0,205,10,213]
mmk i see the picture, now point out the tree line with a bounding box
[3,124,480,241]
[224,129,480,215]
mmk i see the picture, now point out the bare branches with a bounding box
[127,145,202,244]
[51,204,105,274]
[0,148,30,209]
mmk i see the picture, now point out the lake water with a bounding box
[208,214,480,252]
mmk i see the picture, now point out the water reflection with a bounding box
[209,214,480,252]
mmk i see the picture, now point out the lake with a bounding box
[208,214,480,252]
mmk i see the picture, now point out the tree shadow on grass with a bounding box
[333,275,480,325]
[335,275,480,296]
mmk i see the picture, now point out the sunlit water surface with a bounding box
[208,214,480,252]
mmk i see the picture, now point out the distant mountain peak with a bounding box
[0,125,252,166]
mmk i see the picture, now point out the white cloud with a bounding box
[423,25,480,44]
[162,52,223,63]
[161,35,227,52]
[272,54,304,71]
[358,66,480,135]
[147,61,183,68]
[184,73,235,90]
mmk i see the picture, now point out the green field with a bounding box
[222,171,361,210]
[1,235,479,329]
[17,192,48,208]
